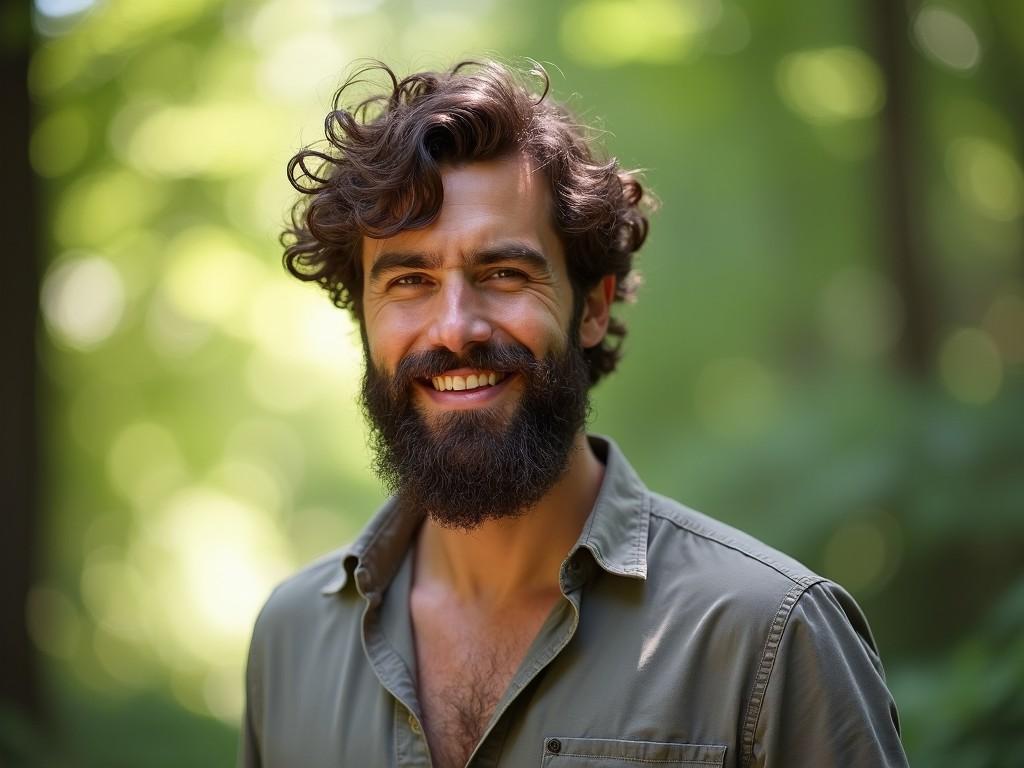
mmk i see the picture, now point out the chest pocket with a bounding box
[540,736,726,767]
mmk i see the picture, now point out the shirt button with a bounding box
[546,738,562,754]
[408,714,422,735]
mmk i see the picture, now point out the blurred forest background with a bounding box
[2,0,1022,765]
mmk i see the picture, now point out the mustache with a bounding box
[392,342,540,383]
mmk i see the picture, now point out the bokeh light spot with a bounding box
[704,2,749,55]
[162,226,261,329]
[86,0,215,56]
[29,36,91,96]
[81,514,123,560]
[41,254,125,350]
[561,0,719,67]
[34,0,94,19]
[126,102,279,178]
[202,665,246,723]
[224,169,292,238]
[145,290,213,359]
[133,486,293,668]
[947,137,1024,221]
[823,514,900,594]
[913,6,981,72]
[939,327,1003,405]
[398,12,494,60]
[245,0,332,47]
[260,33,348,103]
[170,672,210,716]
[777,47,884,125]
[55,168,161,246]
[246,280,361,376]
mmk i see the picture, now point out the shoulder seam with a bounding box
[648,503,816,586]
[739,581,819,768]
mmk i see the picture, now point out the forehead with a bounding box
[360,154,563,268]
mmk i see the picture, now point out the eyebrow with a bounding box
[368,243,552,284]
[471,244,551,274]
[368,251,440,283]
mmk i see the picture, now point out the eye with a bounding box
[389,274,429,288]
[486,268,527,282]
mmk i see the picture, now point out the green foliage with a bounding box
[893,577,1024,768]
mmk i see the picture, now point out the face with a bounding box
[358,154,612,527]
[362,154,598,414]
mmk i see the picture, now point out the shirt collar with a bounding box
[320,433,649,596]
[319,498,424,596]
[571,434,649,580]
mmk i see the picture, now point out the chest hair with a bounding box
[411,579,562,768]
[419,641,518,768]
[415,599,559,768]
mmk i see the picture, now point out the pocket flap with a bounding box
[541,736,726,766]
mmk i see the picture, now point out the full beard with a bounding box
[360,340,591,530]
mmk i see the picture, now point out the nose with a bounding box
[427,276,493,354]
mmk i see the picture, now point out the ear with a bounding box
[579,274,616,349]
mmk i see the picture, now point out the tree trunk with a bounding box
[0,0,42,726]
[869,0,936,374]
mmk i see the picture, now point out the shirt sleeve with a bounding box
[237,611,265,768]
[747,580,909,768]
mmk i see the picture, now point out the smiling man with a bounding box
[239,61,908,768]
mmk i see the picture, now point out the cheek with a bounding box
[364,311,422,368]
[488,296,572,353]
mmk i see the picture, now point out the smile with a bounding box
[429,370,508,392]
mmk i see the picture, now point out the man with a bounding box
[239,60,908,768]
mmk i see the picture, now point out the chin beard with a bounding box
[360,341,591,530]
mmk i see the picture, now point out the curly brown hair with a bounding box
[283,59,650,386]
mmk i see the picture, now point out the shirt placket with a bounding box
[394,698,432,767]
[464,557,588,768]
[358,565,432,768]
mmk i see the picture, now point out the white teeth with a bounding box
[430,371,504,392]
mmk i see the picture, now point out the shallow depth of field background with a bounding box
[7,0,1023,766]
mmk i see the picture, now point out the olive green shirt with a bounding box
[239,436,908,768]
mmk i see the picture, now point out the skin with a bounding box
[360,154,616,765]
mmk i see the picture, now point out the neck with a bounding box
[414,432,604,605]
